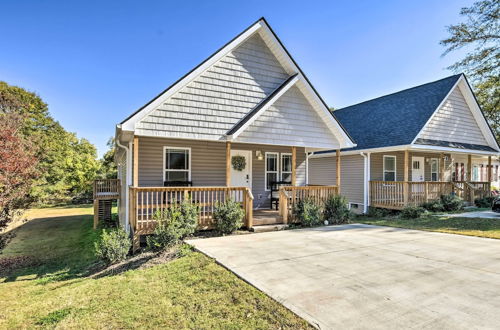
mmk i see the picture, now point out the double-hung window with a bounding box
[383,155,396,181]
[265,152,279,191]
[281,153,292,182]
[164,147,191,182]
[430,159,439,181]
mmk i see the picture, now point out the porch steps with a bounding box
[252,224,289,233]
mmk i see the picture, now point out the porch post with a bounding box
[133,136,139,187]
[291,146,297,186]
[440,153,445,181]
[488,156,492,182]
[336,149,341,193]
[467,154,472,181]
[403,150,409,205]
[226,141,231,186]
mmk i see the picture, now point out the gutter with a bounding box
[115,138,131,234]
[360,152,370,214]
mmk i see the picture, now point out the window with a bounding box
[281,153,292,182]
[265,152,278,191]
[164,147,190,182]
[383,155,396,181]
[430,159,439,181]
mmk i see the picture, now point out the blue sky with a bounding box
[0,0,472,156]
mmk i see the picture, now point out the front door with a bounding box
[230,150,252,189]
[412,157,425,182]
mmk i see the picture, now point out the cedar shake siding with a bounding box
[418,86,488,146]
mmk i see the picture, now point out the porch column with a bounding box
[336,149,341,193]
[226,141,231,186]
[133,136,139,187]
[291,146,297,186]
[403,150,409,204]
[467,155,472,181]
[440,153,445,181]
[488,156,492,182]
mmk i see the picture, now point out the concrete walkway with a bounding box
[443,210,500,218]
[187,224,500,329]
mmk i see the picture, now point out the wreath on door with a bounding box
[231,155,246,171]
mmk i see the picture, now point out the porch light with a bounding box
[256,150,263,160]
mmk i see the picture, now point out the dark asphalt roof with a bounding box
[315,74,467,155]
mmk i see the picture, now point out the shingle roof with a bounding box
[315,74,463,155]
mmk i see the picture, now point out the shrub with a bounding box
[146,200,198,251]
[94,228,131,264]
[295,198,322,227]
[213,198,245,235]
[474,196,495,208]
[440,194,463,212]
[368,207,390,218]
[400,206,426,219]
[324,194,352,224]
[421,200,445,212]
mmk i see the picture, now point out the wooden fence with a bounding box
[278,185,339,223]
[129,186,254,235]
[370,181,491,209]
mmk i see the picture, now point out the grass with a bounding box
[0,205,310,329]
[358,213,500,239]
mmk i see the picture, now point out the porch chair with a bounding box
[163,180,193,204]
[270,180,291,210]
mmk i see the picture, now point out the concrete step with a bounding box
[251,224,289,233]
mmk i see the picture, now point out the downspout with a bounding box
[305,149,309,185]
[116,139,131,234]
[360,152,370,214]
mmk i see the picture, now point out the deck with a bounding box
[370,181,490,210]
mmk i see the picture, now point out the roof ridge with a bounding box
[335,73,463,113]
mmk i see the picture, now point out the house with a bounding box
[308,74,500,213]
[97,18,356,247]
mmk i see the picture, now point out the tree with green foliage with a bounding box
[0,81,100,203]
[441,0,499,139]
[98,138,117,179]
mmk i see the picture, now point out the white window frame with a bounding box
[430,158,439,181]
[280,153,292,182]
[383,155,397,181]
[265,152,279,191]
[163,146,191,182]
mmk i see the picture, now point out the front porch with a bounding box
[369,149,494,210]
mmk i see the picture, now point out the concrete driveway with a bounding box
[444,210,500,218]
[187,224,500,329]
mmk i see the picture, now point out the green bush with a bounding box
[400,206,426,219]
[474,196,494,208]
[421,200,445,212]
[368,207,390,218]
[295,198,322,227]
[146,200,199,251]
[440,194,463,212]
[213,198,245,235]
[94,228,131,264]
[324,194,352,224]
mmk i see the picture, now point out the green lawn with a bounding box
[0,205,310,329]
[358,214,500,239]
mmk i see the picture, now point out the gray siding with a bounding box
[370,151,453,182]
[137,136,305,209]
[419,86,488,146]
[237,85,341,148]
[308,155,365,213]
[136,34,288,140]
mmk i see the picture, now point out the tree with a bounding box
[0,114,39,231]
[440,0,500,138]
[0,81,100,203]
[98,138,117,179]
